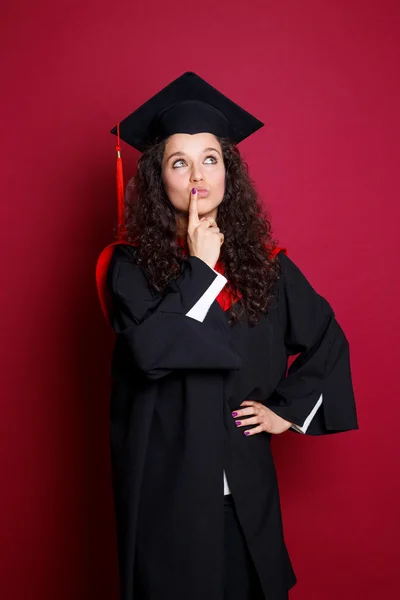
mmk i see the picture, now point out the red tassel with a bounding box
[116,123,125,240]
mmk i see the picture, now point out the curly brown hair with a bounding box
[123,137,281,326]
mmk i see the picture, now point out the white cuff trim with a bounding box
[223,469,231,495]
[185,271,227,322]
[290,393,323,433]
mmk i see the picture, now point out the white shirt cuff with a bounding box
[290,393,323,433]
[185,270,227,322]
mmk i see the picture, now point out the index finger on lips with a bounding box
[188,188,199,229]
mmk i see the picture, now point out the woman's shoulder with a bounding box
[95,242,142,325]
[273,249,332,316]
[103,243,139,290]
[107,243,141,275]
[111,242,139,262]
[274,248,308,282]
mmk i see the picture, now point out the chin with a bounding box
[197,201,219,215]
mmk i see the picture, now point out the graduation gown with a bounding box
[96,242,358,600]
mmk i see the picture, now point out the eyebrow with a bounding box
[166,147,221,162]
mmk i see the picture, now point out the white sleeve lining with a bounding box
[185,270,227,322]
[290,393,323,433]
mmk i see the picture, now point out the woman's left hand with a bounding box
[232,400,293,436]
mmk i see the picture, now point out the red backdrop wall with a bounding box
[1,1,399,598]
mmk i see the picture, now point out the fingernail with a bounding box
[232,412,238,417]
[244,431,250,436]
[235,421,241,426]
[191,188,197,194]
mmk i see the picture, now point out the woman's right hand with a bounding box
[187,188,224,270]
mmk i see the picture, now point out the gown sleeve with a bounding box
[266,251,359,436]
[107,244,241,380]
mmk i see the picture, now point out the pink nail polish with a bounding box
[191,188,196,194]
[244,431,250,436]
[232,412,238,417]
[235,421,241,426]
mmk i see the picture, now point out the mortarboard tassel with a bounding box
[116,122,126,240]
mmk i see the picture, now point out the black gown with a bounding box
[103,243,358,600]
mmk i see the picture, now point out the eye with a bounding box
[172,155,218,168]
[172,159,186,168]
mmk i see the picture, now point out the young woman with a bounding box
[96,72,359,600]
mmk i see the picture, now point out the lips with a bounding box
[195,187,209,198]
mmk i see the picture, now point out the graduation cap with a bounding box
[111,71,264,239]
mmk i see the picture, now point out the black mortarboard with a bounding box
[110,72,264,239]
[111,71,264,152]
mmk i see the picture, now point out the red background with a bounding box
[1,1,399,598]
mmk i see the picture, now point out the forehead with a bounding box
[164,132,221,154]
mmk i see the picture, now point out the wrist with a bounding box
[190,255,216,271]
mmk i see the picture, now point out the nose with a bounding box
[189,163,204,183]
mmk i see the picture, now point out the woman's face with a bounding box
[161,132,226,217]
